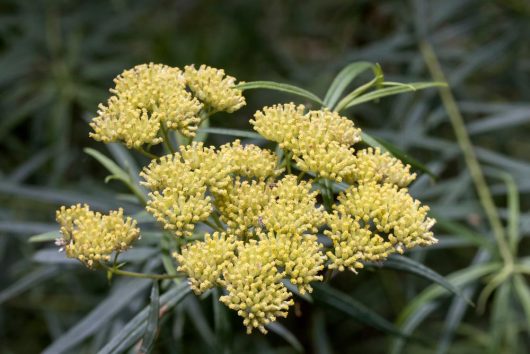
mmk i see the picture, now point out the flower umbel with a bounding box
[56,204,140,267]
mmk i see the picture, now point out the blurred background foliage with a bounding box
[1,0,529,353]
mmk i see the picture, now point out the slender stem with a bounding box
[204,219,225,233]
[420,41,512,265]
[297,171,306,182]
[285,151,292,174]
[100,262,182,280]
[160,123,176,154]
[135,147,158,160]
[211,212,225,230]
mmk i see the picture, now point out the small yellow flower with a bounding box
[260,232,325,294]
[250,103,306,148]
[90,63,203,148]
[175,232,241,294]
[56,204,139,267]
[335,181,437,254]
[220,240,294,334]
[214,178,271,238]
[219,140,282,179]
[346,147,416,187]
[325,212,392,272]
[184,64,246,113]
[261,175,324,235]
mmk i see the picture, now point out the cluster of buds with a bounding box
[56,63,437,334]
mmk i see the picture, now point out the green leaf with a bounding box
[236,81,323,105]
[312,283,410,339]
[323,61,374,109]
[369,255,472,305]
[513,275,530,332]
[84,148,146,204]
[337,82,446,111]
[498,172,520,252]
[140,281,160,354]
[97,282,191,354]
[362,132,437,178]
[43,279,152,354]
[29,230,60,243]
[266,322,304,353]
[198,127,264,140]
[0,267,59,304]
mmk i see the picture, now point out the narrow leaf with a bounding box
[0,267,59,304]
[43,279,151,354]
[323,61,374,108]
[236,81,323,105]
[513,275,530,332]
[140,281,160,354]
[29,230,60,243]
[312,284,410,338]
[370,255,472,305]
[339,82,446,111]
[198,127,263,140]
[97,282,190,354]
[266,322,304,353]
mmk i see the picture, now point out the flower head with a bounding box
[219,140,282,179]
[90,63,203,148]
[220,240,294,334]
[56,204,139,267]
[184,64,246,113]
[346,147,416,187]
[334,181,437,254]
[175,232,240,294]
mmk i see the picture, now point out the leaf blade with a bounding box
[323,61,374,108]
[236,81,323,105]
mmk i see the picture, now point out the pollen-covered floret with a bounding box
[219,140,282,179]
[324,212,392,272]
[90,63,203,147]
[335,181,437,254]
[250,103,306,147]
[146,175,212,237]
[303,109,362,147]
[220,240,294,334]
[261,232,325,294]
[175,232,240,294]
[184,64,246,113]
[56,204,140,267]
[346,147,416,187]
[261,175,324,235]
[214,178,271,238]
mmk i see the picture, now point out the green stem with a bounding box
[285,151,292,174]
[204,219,225,233]
[160,123,176,154]
[135,147,158,160]
[211,212,225,230]
[100,262,182,280]
[420,41,512,265]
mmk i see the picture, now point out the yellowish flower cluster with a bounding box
[174,232,240,293]
[68,62,438,335]
[220,240,294,334]
[184,64,246,113]
[325,181,436,271]
[251,103,361,182]
[56,204,139,267]
[90,63,245,148]
[346,147,416,187]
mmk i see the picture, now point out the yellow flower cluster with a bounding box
[251,103,361,182]
[175,232,240,293]
[325,181,437,271]
[184,64,246,113]
[56,204,139,267]
[67,62,438,335]
[90,63,245,148]
[346,147,416,187]
[220,241,294,334]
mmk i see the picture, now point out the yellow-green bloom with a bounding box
[325,212,392,272]
[346,147,416,187]
[184,64,246,113]
[56,204,139,267]
[220,240,294,334]
[90,63,203,148]
[260,232,325,294]
[219,139,282,179]
[175,232,240,294]
[250,103,306,148]
[335,181,437,254]
[261,175,324,235]
[214,178,271,238]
